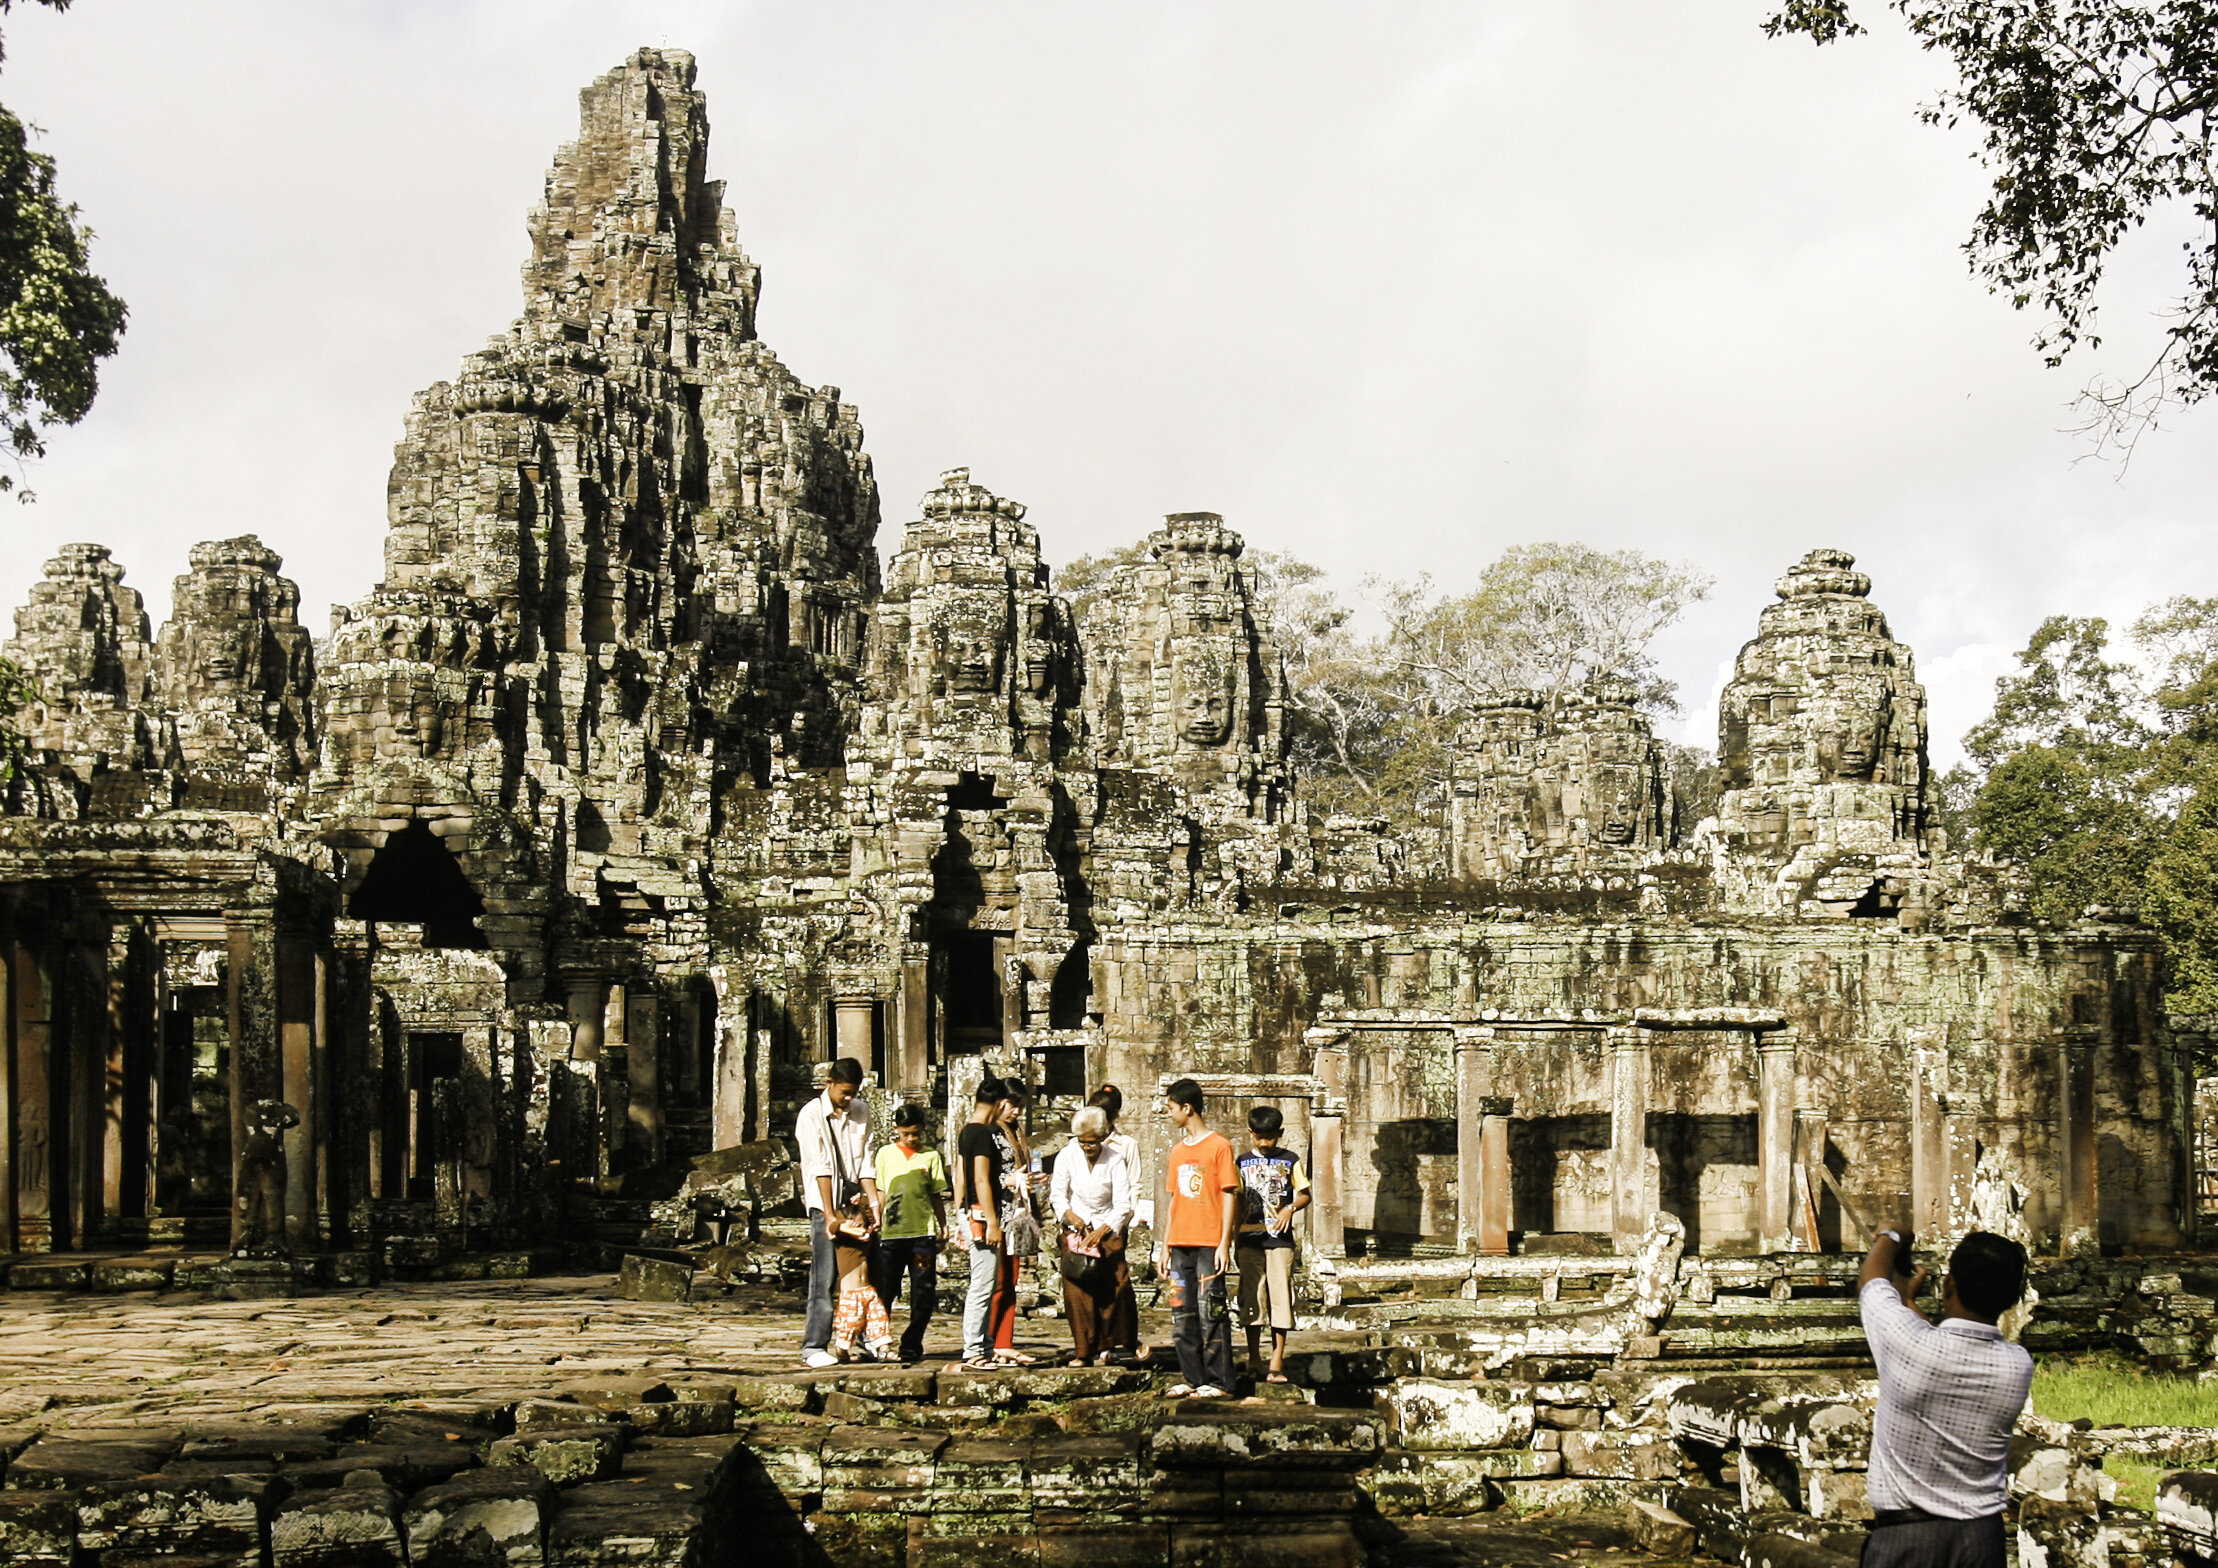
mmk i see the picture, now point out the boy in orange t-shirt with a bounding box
[1156,1076,1240,1396]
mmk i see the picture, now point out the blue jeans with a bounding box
[1168,1244,1234,1391]
[961,1239,1001,1360]
[802,1210,836,1352]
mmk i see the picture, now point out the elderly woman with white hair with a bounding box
[1050,1104,1135,1366]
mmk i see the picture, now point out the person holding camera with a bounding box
[1052,1104,1134,1365]
[1858,1225,2033,1568]
[794,1057,878,1370]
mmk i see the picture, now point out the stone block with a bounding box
[2008,1436,2100,1506]
[1060,1391,1168,1435]
[804,1509,907,1568]
[1561,1430,1682,1481]
[2018,1495,2104,1568]
[1626,1498,1695,1557]
[1221,1464,1357,1517]
[2160,1469,2218,1564]
[1167,1518,1365,1568]
[404,1466,553,1567]
[615,1254,692,1301]
[270,1484,406,1567]
[544,1497,709,1566]
[909,1512,1038,1568]
[1143,1466,1225,1520]
[615,1400,734,1437]
[10,1431,180,1486]
[511,1400,611,1432]
[1664,1381,1748,1449]
[8,1258,89,1291]
[180,1424,341,1465]
[0,1488,77,1566]
[1746,1530,1860,1568]
[932,1438,1030,1511]
[737,1425,826,1495]
[1036,1522,1170,1566]
[489,1428,624,1485]
[1025,1434,1144,1511]
[1372,1379,1533,1451]
[810,1366,936,1403]
[281,1441,478,1494]
[1666,1483,1747,1561]
[76,1473,280,1560]
[1146,1407,1383,1470]
[558,1376,672,1409]
[730,1375,816,1414]
[938,1365,1141,1406]
[1742,1397,1870,1468]
[1537,1403,1603,1430]
[1805,1465,1871,1522]
[90,1258,174,1291]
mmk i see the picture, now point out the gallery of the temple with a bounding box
[0,49,2184,1276]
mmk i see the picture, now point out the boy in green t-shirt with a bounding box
[871,1103,953,1363]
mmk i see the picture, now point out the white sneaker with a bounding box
[802,1349,838,1369]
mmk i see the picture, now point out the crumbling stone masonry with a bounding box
[0,47,2189,1286]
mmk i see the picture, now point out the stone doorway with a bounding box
[936,930,1001,1056]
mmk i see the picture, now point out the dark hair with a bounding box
[1000,1080,1029,1109]
[1089,1083,1124,1125]
[974,1075,1006,1105]
[1248,1104,1284,1139]
[826,1057,864,1087]
[1165,1077,1205,1114]
[893,1103,928,1131]
[1949,1230,2029,1319]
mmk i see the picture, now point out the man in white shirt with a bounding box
[793,1058,878,1368]
[1858,1226,2033,1568]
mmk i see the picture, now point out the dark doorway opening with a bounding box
[407,1031,464,1202]
[349,820,488,949]
[938,931,1001,1055]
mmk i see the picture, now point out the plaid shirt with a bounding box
[1860,1278,2032,1518]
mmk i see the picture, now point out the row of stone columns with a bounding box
[1307,1021,2105,1260]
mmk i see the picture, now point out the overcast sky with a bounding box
[2,1,2211,766]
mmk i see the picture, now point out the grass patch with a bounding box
[2032,1352,2218,1429]
[2105,1455,2167,1515]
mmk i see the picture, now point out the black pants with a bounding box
[870,1237,939,1360]
[1861,1510,2005,1568]
[1167,1244,1235,1391]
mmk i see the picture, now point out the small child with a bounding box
[872,1103,953,1363]
[828,1200,895,1362]
[1235,1104,1312,1384]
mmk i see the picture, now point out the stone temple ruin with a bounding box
[0,44,2206,1567]
[0,47,2181,1279]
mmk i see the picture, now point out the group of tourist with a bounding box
[791,1060,1310,1397]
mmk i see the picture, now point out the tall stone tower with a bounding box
[1709,548,1932,917]
[315,48,882,983]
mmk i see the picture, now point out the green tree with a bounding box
[1766,0,2218,452]
[0,0,126,498]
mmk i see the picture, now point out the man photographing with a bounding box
[1858,1226,2033,1568]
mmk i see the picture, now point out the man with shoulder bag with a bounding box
[794,1058,878,1369]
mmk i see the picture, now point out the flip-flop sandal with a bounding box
[1266,1372,1291,1384]
[960,1357,998,1371]
[993,1351,1040,1366]
[1164,1383,1194,1398]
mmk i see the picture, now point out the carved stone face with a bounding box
[370,670,450,759]
[1171,644,1233,746]
[1815,687,1888,781]
[1592,762,1644,845]
[944,630,1001,695]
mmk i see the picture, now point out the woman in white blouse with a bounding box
[1050,1105,1134,1366]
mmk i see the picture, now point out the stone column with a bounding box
[1308,1030,1349,1258]
[899,953,930,1094]
[276,935,318,1250]
[2059,1028,2099,1255]
[566,978,608,1062]
[993,937,1020,1054]
[1455,1028,1510,1255]
[1609,1026,1650,1255]
[0,939,16,1251]
[834,996,875,1071]
[1909,1031,1948,1241]
[1754,1033,1799,1252]
[1792,1108,1829,1251]
[329,922,376,1227]
[225,915,279,1251]
[627,990,663,1167]
[707,967,748,1150]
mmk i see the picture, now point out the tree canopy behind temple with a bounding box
[1951,597,2218,1010]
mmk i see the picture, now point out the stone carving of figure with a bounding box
[233,1099,300,1257]
[1171,640,1234,746]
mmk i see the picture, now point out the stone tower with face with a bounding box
[859,468,1079,767]
[1447,683,1669,884]
[155,536,318,788]
[1082,513,1287,809]
[1710,548,1932,917]
[2,543,159,811]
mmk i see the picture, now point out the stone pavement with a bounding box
[0,1275,1705,1566]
